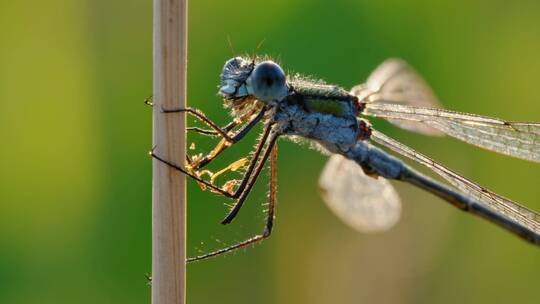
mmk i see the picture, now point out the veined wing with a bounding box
[366,103,540,163]
[350,58,444,136]
[371,130,540,235]
[319,154,401,232]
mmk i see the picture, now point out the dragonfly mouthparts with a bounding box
[219,57,254,100]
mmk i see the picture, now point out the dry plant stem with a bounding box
[152,0,187,303]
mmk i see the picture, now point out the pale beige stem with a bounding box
[152,0,187,303]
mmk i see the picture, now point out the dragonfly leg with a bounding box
[148,92,269,169]
[146,95,239,141]
[187,144,278,263]
[220,132,279,224]
[150,148,235,198]
[189,108,266,170]
[150,105,267,194]
[161,106,234,141]
[205,123,274,202]
[151,121,274,202]
[186,119,239,137]
[147,95,239,137]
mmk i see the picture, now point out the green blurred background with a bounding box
[1,0,540,303]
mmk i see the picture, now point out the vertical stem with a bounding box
[152,0,187,303]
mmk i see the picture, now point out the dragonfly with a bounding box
[151,56,540,262]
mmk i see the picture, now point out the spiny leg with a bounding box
[193,120,273,200]
[187,127,222,137]
[150,149,235,198]
[189,108,266,170]
[220,123,273,198]
[221,132,279,224]
[184,118,239,170]
[147,93,268,170]
[164,107,265,173]
[187,119,238,137]
[146,95,240,141]
[151,121,273,200]
[185,123,237,169]
[147,97,256,194]
[162,107,234,140]
[153,107,265,194]
[187,144,278,262]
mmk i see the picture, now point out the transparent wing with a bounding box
[371,130,540,234]
[366,103,540,163]
[350,58,444,136]
[318,154,401,232]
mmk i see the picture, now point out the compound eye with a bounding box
[248,61,288,102]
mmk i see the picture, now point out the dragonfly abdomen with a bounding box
[344,142,405,179]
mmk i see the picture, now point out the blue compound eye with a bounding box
[247,61,288,102]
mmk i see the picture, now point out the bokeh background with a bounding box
[2,0,540,303]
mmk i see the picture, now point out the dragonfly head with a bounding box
[219,57,289,104]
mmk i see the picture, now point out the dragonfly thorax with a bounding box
[272,100,362,154]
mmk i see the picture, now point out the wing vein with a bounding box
[370,130,540,233]
[366,103,540,162]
